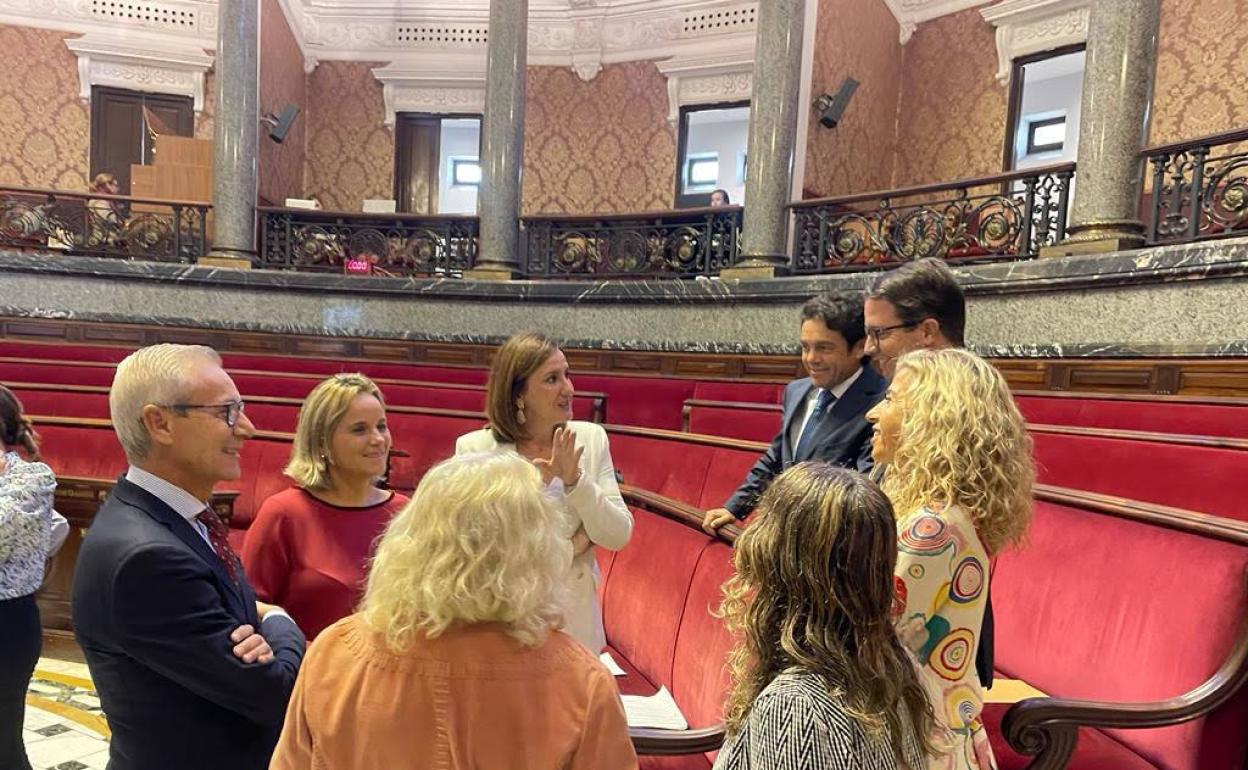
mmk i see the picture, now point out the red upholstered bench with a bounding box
[985,485,1248,770]
[1016,391,1248,439]
[605,426,766,509]
[682,399,782,443]
[690,381,784,404]
[1031,426,1248,523]
[605,486,739,768]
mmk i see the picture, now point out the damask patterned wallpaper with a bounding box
[523,62,676,215]
[0,25,90,190]
[802,0,903,198]
[891,7,1008,189]
[258,0,306,205]
[303,61,394,212]
[1151,0,1248,144]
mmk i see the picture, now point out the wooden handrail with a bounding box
[256,205,479,223]
[1029,423,1248,451]
[791,162,1076,209]
[606,423,768,453]
[0,184,211,209]
[1014,389,1248,407]
[1140,127,1248,159]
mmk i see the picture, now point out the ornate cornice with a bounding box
[882,0,991,43]
[0,0,217,44]
[981,0,1091,83]
[371,58,486,126]
[654,48,754,123]
[64,32,214,113]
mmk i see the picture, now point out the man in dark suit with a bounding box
[73,344,304,770]
[702,291,885,532]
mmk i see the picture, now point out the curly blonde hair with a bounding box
[719,464,938,762]
[361,451,571,650]
[880,348,1033,554]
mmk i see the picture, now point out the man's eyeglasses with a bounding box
[164,400,246,428]
[865,322,918,345]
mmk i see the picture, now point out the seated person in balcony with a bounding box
[866,349,1033,770]
[714,463,936,769]
[72,344,305,770]
[269,451,637,770]
[702,291,885,533]
[0,386,68,770]
[242,374,409,640]
[456,331,632,653]
[709,188,731,207]
[87,172,123,245]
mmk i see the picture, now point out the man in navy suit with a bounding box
[702,291,885,532]
[73,344,304,770]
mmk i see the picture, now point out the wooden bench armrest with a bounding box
[1003,612,1248,770]
[630,724,725,755]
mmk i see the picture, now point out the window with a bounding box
[1027,116,1066,154]
[685,154,719,189]
[674,102,750,208]
[451,157,481,186]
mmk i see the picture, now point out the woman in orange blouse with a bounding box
[269,451,637,770]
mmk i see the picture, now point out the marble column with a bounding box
[469,0,528,280]
[203,0,259,268]
[726,0,806,278]
[1059,0,1161,253]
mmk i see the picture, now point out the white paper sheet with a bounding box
[599,651,626,677]
[620,685,689,730]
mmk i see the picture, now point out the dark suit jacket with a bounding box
[725,365,886,519]
[72,477,305,770]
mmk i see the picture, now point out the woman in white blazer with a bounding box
[455,332,633,652]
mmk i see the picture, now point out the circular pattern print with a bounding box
[930,628,975,681]
[943,683,980,729]
[908,563,925,579]
[949,556,985,604]
[899,514,951,554]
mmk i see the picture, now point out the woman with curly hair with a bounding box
[715,463,938,770]
[866,348,1034,770]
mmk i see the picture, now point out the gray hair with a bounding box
[109,344,222,462]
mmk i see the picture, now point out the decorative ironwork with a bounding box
[789,164,1074,273]
[522,206,742,278]
[0,186,208,263]
[1145,128,1248,245]
[258,207,478,276]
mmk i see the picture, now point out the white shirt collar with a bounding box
[125,466,208,525]
[811,364,864,402]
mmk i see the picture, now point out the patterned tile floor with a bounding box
[22,658,110,770]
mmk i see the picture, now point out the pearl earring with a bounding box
[516,401,526,425]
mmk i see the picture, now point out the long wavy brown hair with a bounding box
[718,464,938,762]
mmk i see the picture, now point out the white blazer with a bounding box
[454,420,633,652]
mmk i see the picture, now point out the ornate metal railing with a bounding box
[258,207,479,276]
[788,163,1075,273]
[1144,128,1248,245]
[0,186,209,263]
[521,205,742,278]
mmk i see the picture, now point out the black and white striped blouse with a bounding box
[713,669,927,770]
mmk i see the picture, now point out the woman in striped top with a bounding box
[714,463,940,770]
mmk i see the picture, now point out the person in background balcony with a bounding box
[269,452,638,770]
[456,331,632,653]
[242,374,408,641]
[87,172,123,246]
[714,463,937,770]
[709,188,731,207]
[0,386,68,770]
[866,349,1033,770]
[703,291,885,534]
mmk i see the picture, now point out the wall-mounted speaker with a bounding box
[262,104,300,144]
[815,77,859,129]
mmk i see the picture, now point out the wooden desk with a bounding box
[36,475,238,632]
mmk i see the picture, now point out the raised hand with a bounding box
[533,426,584,488]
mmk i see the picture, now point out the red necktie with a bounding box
[197,508,241,587]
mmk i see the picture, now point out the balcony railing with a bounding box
[1144,127,1248,245]
[788,163,1075,273]
[0,185,208,263]
[257,206,479,276]
[520,205,742,278]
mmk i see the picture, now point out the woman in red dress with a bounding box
[242,373,408,639]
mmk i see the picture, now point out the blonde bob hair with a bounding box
[109,344,221,463]
[880,348,1033,554]
[361,451,571,650]
[285,373,387,490]
[485,331,558,444]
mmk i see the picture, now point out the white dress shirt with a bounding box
[789,365,865,450]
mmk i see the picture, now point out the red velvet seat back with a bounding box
[575,376,697,430]
[603,509,710,688]
[686,405,780,443]
[691,382,784,404]
[696,447,765,510]
[0,341,131,363]
[1017,395,1248,439]
[384,412,483,488]
[993,500,1248,770]
[35,425,127,479]
[1031,432,1248,521]
[220,354,489,385]
[10,389,112,419]
[671,541,736,730]
[607,432,714,505]
[0,362,116,387]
